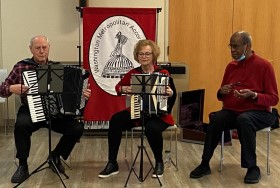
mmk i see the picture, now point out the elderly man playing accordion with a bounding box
[0,35,91,184]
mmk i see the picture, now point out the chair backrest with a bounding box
[0,69,8,103]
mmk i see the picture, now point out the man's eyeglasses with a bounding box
[228,43,246,49]
[138,52,152,57]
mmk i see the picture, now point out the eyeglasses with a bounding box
[228,43,246,49]
[138,52,152,57]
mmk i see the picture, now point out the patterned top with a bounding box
[0,58,47,105]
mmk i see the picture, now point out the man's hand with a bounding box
[233,89,255,99]
[9,84,29,95]
[220,84,233,95]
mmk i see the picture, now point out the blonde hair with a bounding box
[133,39,160,62]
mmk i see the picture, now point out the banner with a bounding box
[83,7,157,129]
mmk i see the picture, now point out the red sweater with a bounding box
[218,52,279,113]
[115,65,176,125]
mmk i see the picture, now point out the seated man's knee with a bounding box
[236,113,252,124]
[15,117,32,131]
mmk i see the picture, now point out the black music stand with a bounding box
[15,64,71,188]
[124,73,169,187]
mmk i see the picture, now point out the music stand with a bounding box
[14,64,71,188]
[124,73,169,187]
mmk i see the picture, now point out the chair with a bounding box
[13,96,22,167]
[0,69,9,134]
[125,124,178,171]
[219,127,271,175]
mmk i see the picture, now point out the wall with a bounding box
[0,0,81,120]
[169,0,233,122]
[169,0,280,123]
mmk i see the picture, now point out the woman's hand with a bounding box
[120,86,132,94]
[83,83,91,100]
[165,86,173,97]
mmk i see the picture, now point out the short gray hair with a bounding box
[29,35,49,47]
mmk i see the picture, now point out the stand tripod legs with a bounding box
[124,144,162,187]
[13,157,69,188]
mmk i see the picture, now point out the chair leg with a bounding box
[164,127,178,171]
[14,146,18,167]
[61,157,71,169]
[130,129,134,168]
[219,131,224,172]
[172,128,178,170]
[267,129,270,175]
[124,130,132,170]
[125,131,128,159]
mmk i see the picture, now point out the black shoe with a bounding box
[152,162,164,178]
[98,162,119,178]
[244,166,261,184]
[189,164,211,178]
[11,165,29,183]
[48,155,65,173]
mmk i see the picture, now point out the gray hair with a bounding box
[29,35,49,47]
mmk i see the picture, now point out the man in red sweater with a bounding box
[190,31,278,184]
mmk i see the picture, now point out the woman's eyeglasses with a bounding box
[138,52,152,57]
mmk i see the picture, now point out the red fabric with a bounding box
[219,53,278,113]
[82,8,157,121]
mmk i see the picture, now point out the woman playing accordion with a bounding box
[99,39,177,179]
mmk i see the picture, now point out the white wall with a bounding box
[1,0,80,70]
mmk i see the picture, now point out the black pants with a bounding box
[14,105,84,161]
[108,110,169,163]
[202,109,276,168]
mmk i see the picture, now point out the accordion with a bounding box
[22,64,89,123]
[129,73,169,119]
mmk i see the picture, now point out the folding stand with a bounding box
[124,73,169,187]
[14,64,71,188]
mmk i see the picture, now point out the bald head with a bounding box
[229,31,253,61]
[231,31,252,47]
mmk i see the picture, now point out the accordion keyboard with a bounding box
[23,70,46,123]
[131,95,141,119]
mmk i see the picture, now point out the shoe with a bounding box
[152,162,164,178]
[11,165,29,183]
[48,155,65,173]
[189,164,211,178]
[98,162,119,178]
[244,166,261,184]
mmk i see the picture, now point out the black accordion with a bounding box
[22,64,89,123]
